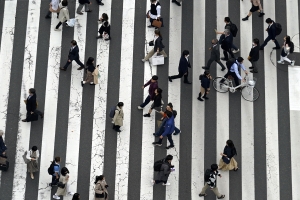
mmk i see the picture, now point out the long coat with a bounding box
[58,5,70,23]
[155,161,172,182]
[113,106,124,126]
[95,180,109,200]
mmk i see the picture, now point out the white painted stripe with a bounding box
[286,0,299,52]
[114,0,134,199]
[12,0,41,199]
[216,0,229,197]
[240,0,255,199]
[263,2,280,199]
[64,3,87,194]
[37,14,62,200]
[139,0,157,199]
[166,3,182,200]
[191,0,205,198]
[88,1,112,198]
[289,66,300,200]
[0,0,17,186]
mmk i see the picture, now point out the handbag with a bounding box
[22,151,30,164]
[149,41,154,46]
[95,193,104,198]
[152,19,162,28]
[66,18,76,27]
[150,53,164,65]
[57,182,65,188]
[222,156,230,164]
[0,155,7,165]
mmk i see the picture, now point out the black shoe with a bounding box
[199,193,207,197]
[172,1,181,6]
[249,66,254,69]
[152,142,162,146]
[143,113,150,117]
[60,67,66,71]
[168,76,172,82]
[273,47,280,50]
[184,81,192,84]
[197,97,204,101]
[202,66,208,69]
[77,12,83,15]
[40,113,44,118]
[77,66,84,70]
[221,67,226,71]
[22,119,28,122]
[114,128,121,132]
[250,70,258,73]
[81,81,84,87]
[148,25,154,28]
[98,2,104,5]
[242,16,248,21]
[166,145,175,149]
[258,12,265,17]
[217,195,225,199]
[85,10,92,12]
[45,15,51,19]
[221,57,228,61]
[203,97,209,99]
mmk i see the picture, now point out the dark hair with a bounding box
[204,71,210,76]
[117,102,124,107]
[154,29,162,38]
[62,0,68,7]
[167,102,173,109]
[166,155,173,161]
[212,38,218,44]
[94,175,104,184]
[72,193,80,200]
[253,38,259,45]
[71,40,77,46]
[211,164,218,171]
[285,35,291,44]
[86,57,94,65]
[151,0,156,2]
[61,167,69,176]
[29,88,36,94]
[152,75,158,80]
[55,157,61,162]
[226,139,235,148]
[31,146,38,151]
[156,88,162,94]
[237,57,244,63]
[102,13,109,21]
[224,17,230,22]
[165,110,172,118]
[182,50,189,56]
[266,18,272,23]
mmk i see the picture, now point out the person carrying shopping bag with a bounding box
[218,139,238,171]
[53,167,74,199]
[55,0,70,31]
[142,30,167,62]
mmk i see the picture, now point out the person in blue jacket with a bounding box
[260,18,280,50]
[152,111,175,149]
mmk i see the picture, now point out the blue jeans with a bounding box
[174,126,181,134]
[260,36,280,49]
[154,119,181,136]
[140,95,151,108]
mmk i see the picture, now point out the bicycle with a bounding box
[212,75,260,102]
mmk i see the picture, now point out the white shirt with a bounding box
[153,35,158,43]
[149,2,161,19]
[230,61,246,79]
[51,0,59,10]
[26,150,40,160]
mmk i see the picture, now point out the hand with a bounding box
[68,59,71,62]
[142,86,144,89]
[209,47,212,50]
[31,112,34,114]
[219,175,222,178]
[184,72,187,75]
[272,40,275,42]
[159,135,163,139]
[157,49,159,52]
[245,70,248,75]
[157,17,160,21]
[220,152,223,156]
[89,2,92,4]
[214,29,217,33]
[2,152,5,155]
[265,28,268,31]
[242,78,246,82]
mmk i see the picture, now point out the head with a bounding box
[151,75,158,82]
[61,167,69,176]
[155,88,162,95]
[29,88,36,95]
[237,57,244,64]
[166,103,173,111]
[86,57,94,65]
[226,139,234,147]
[102,13,109,21]
[224,17,230,23]
[94,175,105,184]
[62,0,68,7]
[253,38,259,46]
[204,70,210,77]
[265,18,272,24]
[72,193,80,200]
[165,155,173,163]
[71,40,77,46]
[182,50,189,57]
[154,29,162,37]
[211,164,218,171]
[211,38,218,45]
[31,146,38,152]
[284,35,291,43]
[55,156,61,163]
[151,0,157,3]
[0,130,4,137]
[165,110,172,118]
[224,29,230,36]
[117,102,124,108]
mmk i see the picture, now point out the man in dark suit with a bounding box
[260,18,280,50]
[202,38,226,71]
[60,40,85,71]
[219,29,234,61]
[22,88,43,122]
[168,50,192,84]
[248,38,260,73]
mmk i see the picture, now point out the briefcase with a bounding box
[0,155,9,171]
[152,19,162,28]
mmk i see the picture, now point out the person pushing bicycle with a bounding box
[221,57,248,86]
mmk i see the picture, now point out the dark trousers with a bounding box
[140,95,151,108]
[55,20,67,29]
[260,36,280,49]
[223,49,235,60]
[158,134,174,146]
[224,71,240,86]
[51,175,59,186]
[170,71,188,82]
[63,58,84,69]
[206,58,225,69]
[155,180,167,184]
[113,125,121,131]
[99,26,111,36]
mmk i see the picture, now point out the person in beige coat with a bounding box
[55,0,70,31]
[94,175,109,200]
[53,167,74,199]
[112,102,124,132]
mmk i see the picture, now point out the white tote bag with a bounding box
[151,54,164,65]
[66,18,76,27]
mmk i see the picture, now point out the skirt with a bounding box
[27,160,39,173]
[85,71,94,83]
[218,157,238,171]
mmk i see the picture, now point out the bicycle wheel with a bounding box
[213,77,229,93]
[241,86,259,102]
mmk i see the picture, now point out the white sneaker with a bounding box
[291,60,295,66]
[137,106,143,110]
[141,59,145,62]
[162,182,171,186]
[277,60,284,64]
[232,49,240,53]
[53,195,60,199]
[151,180,155,186]
[54,28,60,31]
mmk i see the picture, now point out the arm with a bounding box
[26,150,31,160]
[257,0,263,10]
[233,64,242,79]
[143,80,151,88]
[150,83,158,100]
[162,122,171,137]
[112,110,119,122]
[156,5,161,18]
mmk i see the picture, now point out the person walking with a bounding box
[22,88,43,122]
[242,0,265,21]
[45,0,60,19]
[248,38,260,73]
[0,130,7,156]
[148,0,162,28]
[152,111,175,149]
[277,35,295,66]
[171,0,181,6]
[221,57,248,86]
[96,13,111,40]
[142,30,167,62]
[53,167,74,199]
[26,146,39,179]
[77,0,92,15]
[199,164,225,199]
[202,39,226,71]
[198,71,212,101]
[72,193,80,200]
[215,17,239,53]
[49,157,61,187]
[260,18,281,50]
[61,40,85,71]
[151,155,174,186]
[218,140,239,171]
[54,0,69,31]
[94,175,109,200]
[138,75,158,110]
[81,57,96,86]
[219,29,234,61]
[96,0,104,6]
[112,102,124,132]
[143,88,163,117]
[168,50,192,84]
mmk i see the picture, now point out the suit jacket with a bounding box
[249,45,260,61]
[68,46,80,60]
[178,56,191,74]
[26,94,37,113]
[154,36,165,52]
[220,34,233,51]
[267,22,277,40]
[210,44,221,60]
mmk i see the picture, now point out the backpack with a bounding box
[275,23,282,36]
[172,110,177,118]
[290,42,294,54]
[204,169,212,182]
[154,158,165,171]
[226,58,236,70]
[229,23,238,37]
[47,161,57,175]
[199,74,204,81]
[109,106,117,118]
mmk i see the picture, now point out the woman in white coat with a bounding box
[53,167,74,199]
[55,0,70,31]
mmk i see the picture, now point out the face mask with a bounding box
[186,55,189,58]
[252,43,255,46]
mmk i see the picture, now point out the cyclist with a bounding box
[221,57,248,86]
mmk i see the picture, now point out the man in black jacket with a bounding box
[61,40,85,71]
[260,18,280,50]
[198,71,212,101]
[248,38,260,73]
[22,88,43,122]
[219,29,234,61]
[202,39,226,71]
[168,50,192,84]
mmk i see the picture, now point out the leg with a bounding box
[159,50,168,58]
[140,95,151,108]
[223,50,229,60]
[174,126,181,134]
[273,39,280,48]
[45,11,52,18]
[155,120,166,136]
[183,71,189,82]
[63,60,72,69]
[233,73,240,86]
[228,49,235,59]
[252,61,258,72]
[199,183,209,195]
[144,48,155,61]
[201,87,207,98]
[205,58,214,70]
[157,137,163,144]
[55,21,62,29]
[167,134,174,146]
[211,186,222,198]
[260,36,271,49]
[231,43,238,51]
[76,4,84,13]
[84,3,90,11]
[215,59,226,69]
[170,72,184,80]
[98,26,105,35]
[74,58,85,68]
[283,56,292,63]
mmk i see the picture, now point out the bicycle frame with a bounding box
[220,78,248,93]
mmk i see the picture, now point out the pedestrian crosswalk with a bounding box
[0,0,300,199]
